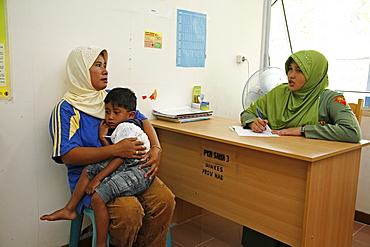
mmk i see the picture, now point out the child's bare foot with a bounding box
[40,208,77,221]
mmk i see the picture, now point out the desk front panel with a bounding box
[153,118,366,247]
[157,129,308,246]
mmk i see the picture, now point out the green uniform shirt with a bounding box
[240,89,361,143]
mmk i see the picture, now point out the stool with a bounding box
[69,208,172,247]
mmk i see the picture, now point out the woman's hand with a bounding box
[271,127,301,136]
[113,138,147,158]
[250,118,269,133]
[138,146,162,180]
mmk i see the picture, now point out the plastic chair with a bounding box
[84,208,111,246]
[69,207,172,247]
[349,98,364,124]
[69,208,110,247]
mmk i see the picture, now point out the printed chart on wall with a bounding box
[176,9,207,67]
[0,0,10,99]
[144,31,162,49]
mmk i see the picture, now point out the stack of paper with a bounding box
[153,106,213,123]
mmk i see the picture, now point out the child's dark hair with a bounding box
[104,87,137,111]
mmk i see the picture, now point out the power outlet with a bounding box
[236,55,245,63]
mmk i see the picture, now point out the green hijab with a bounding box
[249,50,329,129]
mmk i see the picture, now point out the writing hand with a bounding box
[250,118,269,133]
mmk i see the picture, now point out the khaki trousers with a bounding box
[106,178,175,247]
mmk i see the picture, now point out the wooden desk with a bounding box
[152,117,370,247]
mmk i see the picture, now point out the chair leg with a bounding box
[84,207,110,246]
[166,226,172,247]
[77,208,169,247]
[69,213,84,247]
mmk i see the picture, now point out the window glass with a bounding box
[268,0,370,92]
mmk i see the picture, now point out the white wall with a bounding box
[0,0,264,246]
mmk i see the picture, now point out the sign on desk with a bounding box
[201,147,234,181]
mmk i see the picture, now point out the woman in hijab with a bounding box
[241,50,361,143]
[49,46,175,246]
[240,50,361,247]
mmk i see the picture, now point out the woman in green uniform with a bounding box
[241,50,361,143]
[240,50,362,247]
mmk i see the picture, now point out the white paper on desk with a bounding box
[233,125,279,137]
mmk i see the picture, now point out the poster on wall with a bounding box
[144,31,163,49]
[0,0,10,99]
[176,9,207,68]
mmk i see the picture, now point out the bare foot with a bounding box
[40,208,77,221]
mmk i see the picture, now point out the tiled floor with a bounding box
[170,211,370,247]
[353,221,370,247]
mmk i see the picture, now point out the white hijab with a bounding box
[63,46,108,119]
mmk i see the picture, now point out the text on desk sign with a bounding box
[203,149,230,162]
[202,162,224,181]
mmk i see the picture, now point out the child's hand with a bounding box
[85,178,101,194]
[99,120,111,146]
[99,120,110,138]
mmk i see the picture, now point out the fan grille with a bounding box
[242,67,287,109]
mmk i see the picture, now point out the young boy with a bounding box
[41,88,154,247]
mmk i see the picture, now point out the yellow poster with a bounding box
[0,0,10,98]
[144,31,162,49]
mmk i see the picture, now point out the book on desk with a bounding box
[152,106,213,123]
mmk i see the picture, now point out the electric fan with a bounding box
[242,67,287,109]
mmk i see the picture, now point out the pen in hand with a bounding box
[255,107,268,132]
[256,108,263,119]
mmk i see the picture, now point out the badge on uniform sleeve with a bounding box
[333,96,347,106]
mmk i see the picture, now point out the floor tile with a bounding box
[197,237,243,247]
[353,225,370,245]
[172,241,183,247]
[354,221,366,235]
[216,225,243,247]
[171,211,370,247]
[191,211,240,237]
[352,239,370,247]
[171,221,214,247]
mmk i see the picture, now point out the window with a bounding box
[266,0,370,95]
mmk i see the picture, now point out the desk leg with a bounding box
[302,149,361,246]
